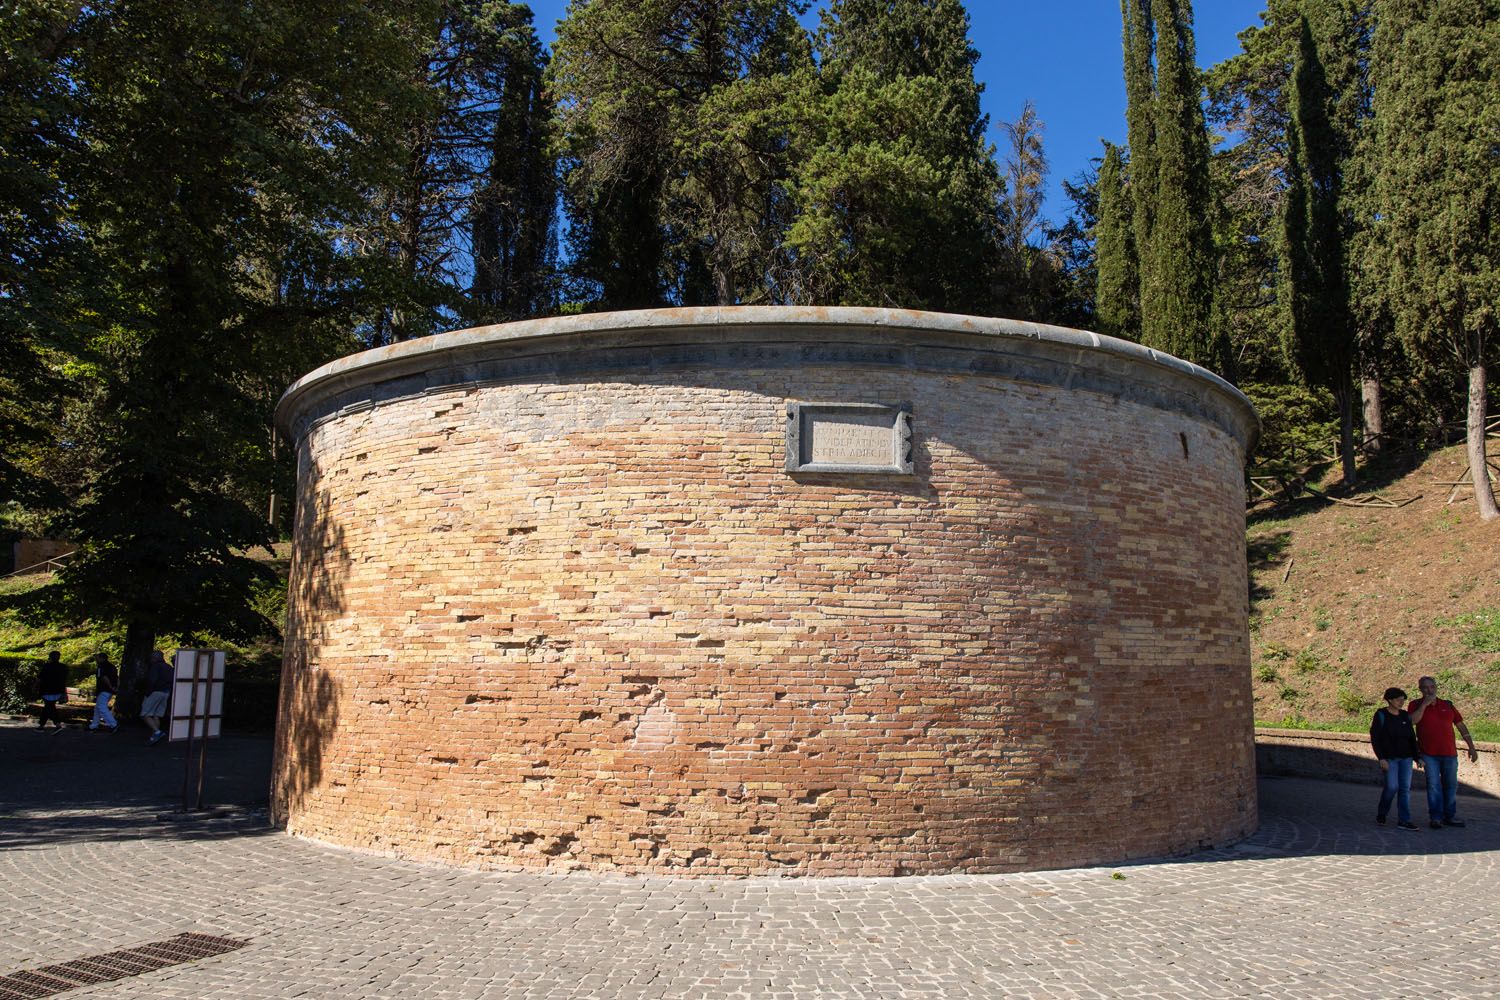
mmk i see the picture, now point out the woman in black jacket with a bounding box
[1370,686,1420,830]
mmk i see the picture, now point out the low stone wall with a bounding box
[11,539,74,573]
[1256,728,1500,799]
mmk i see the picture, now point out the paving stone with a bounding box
[2,722,1498,998]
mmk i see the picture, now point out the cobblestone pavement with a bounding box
[2,719,1498,999]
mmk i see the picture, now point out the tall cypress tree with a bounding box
[1280,13,1357,486]
[1121,0,1156,280]
[1370,0,1500,520]
[1146,0,1218,366]
[1093,142,1138,339]
[1119,0,1219,369]
[469,16,558,323]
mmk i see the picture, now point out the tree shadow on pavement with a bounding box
[0,722,276,849]
[1136,774,1500,868]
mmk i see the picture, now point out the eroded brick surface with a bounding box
[273,366,1254,874]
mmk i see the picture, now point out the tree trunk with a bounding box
[1336,382,1357,488]
[117,620,157,720]
[1361,374,1383,455]
[712,261,736,306]
[1468,363,1499,521]
[268,427,280,530]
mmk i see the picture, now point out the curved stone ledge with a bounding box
[275,307,1259,452]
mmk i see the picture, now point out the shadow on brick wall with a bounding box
[270,467,345,826]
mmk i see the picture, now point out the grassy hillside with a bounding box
[0,544,290,726]
[1248,442,1500,741]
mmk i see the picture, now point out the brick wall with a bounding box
[272,310,1258,876]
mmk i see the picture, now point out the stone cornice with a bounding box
[275,306,1260,454]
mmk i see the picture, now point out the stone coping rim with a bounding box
[275,306,1259,448]
[1256,727,1500,751]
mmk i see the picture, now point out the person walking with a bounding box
[1409,674,1480,829]
[88,652,119,732]
[35,651,69,732]
[141,650,174,745]
[1370,687,1420,831]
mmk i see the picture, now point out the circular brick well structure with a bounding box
[271,307,1260,876]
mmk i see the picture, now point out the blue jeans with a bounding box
[1378,758,1413,824]
[1421,754,1460,822]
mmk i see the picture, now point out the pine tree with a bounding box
[368,1,554,342]
[36,0,440,703]
[1093,142,1138,339]
[1370,0,1500,520]
[551,0,806,308]
[0,2,86,520]
[997,100,1051,320]
[782,0,1000,311]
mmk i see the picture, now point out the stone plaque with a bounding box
[784,402,913,474]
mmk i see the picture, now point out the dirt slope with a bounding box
[1247,442,1500,738]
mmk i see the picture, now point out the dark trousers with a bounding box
[38,698,64,727]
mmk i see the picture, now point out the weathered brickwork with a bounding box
[272,310,1258,876]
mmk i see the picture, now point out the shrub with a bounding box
[1438,608,1500,654]
[0,653,40,714]
[1293,648,1326,674]
[1254,663,1279,683]
[1336,687,1370,714]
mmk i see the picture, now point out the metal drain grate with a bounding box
[0,933,247,999]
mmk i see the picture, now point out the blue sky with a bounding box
[526,1,1268,224]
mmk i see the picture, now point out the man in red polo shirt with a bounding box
[1409,675,1480,829]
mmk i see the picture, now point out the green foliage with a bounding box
[1313,607,1332,631]
[373,1,558,340]
[1093,143,1138,339]
[1293,647,1327,674]
[1121,0,1220,369]
[551,0,808,307]
[0,654,39,714]
[781,0,1002,311]
[3,0,445,706]
[1437,609,1500,654]
[1278,684,1301,702]
[1335,686,1370,714]
[1242,379,1338,476]
[1369,0,1500,517]
[1370,0,1499,372]
[1254,663,1280,683]
[1279,9,1360,485]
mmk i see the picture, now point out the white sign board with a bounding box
[169,649,225,741]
